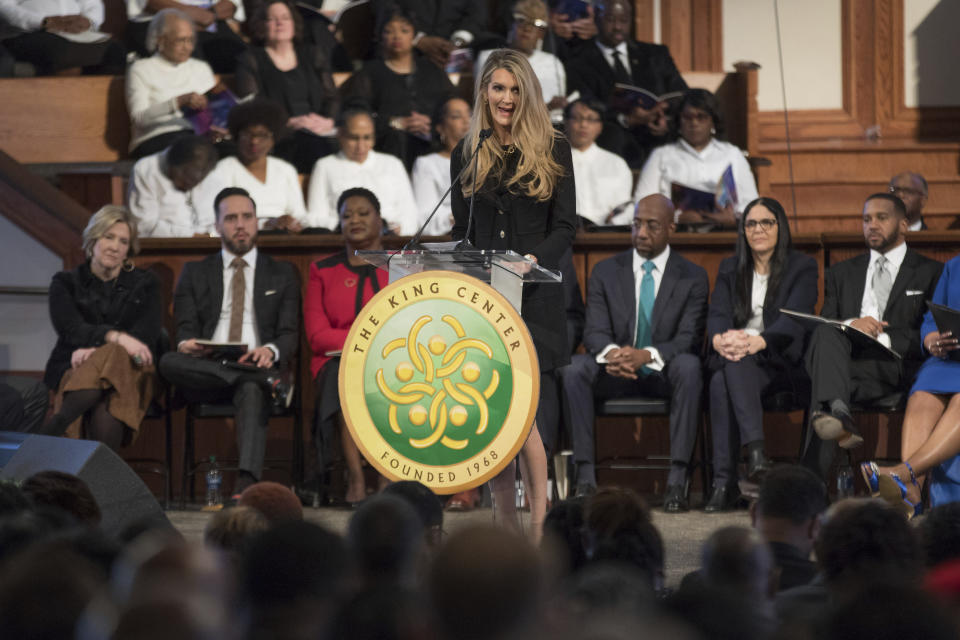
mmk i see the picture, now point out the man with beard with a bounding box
[801,193,941,479]
[160,187,300,499]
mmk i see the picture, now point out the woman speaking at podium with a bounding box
[450,49,577,541]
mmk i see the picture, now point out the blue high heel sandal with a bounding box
[877,461,922,520]
[860,461,881,496]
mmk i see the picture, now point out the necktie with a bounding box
[228,257,246,342]
[872,255,891,317]
[611,49,631,85]
[634,260,655,349]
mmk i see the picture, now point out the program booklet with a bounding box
[779,309,901,360]
[184,87,238,136]
[670,165,738,213]
[554,0,592,19]
[610,83,684,113]
[926,301,960,361]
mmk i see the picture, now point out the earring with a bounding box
[711,127,716,135]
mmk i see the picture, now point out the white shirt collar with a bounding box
[596,39,628,61]
[338,150,376,168]
[908,218,923,232]
[869,241,907,270]
[571,142,599,157]
[633,244,670,275]
[677,137,720,158]
[221,245,258,270]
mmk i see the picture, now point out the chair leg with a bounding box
[180,411,193,510]
[163,397,173,510]
[292,408,303,490]
[699,412,712,495]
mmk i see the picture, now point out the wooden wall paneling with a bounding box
[660,0,692,71]
[633,0,655,42]
[658,0,722,72]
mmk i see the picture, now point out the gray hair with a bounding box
[82,205,140,259]
[145,8,194,54]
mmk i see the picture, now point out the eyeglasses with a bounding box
[680,111,712,123]
[889,186,924,197]
[631,219,663,233]
[744,218,777,231]
[512,14,548,28]
[239,130,274,141]
[567,116,602,124]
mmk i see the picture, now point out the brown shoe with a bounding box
[445,488,479,512]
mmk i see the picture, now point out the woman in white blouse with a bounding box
[410,96,471,237]
[212,98,307,232]
[125,9,217,158]
[634,88,758,229]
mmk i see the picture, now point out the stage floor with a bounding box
[166,505,750,587]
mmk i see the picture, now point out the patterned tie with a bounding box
[611,49,631,85]
[228,257,247,342]
[872,255,891,317]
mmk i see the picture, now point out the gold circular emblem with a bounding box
[339,271,540,494]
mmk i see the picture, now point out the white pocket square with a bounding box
[906,290,924,296]
[265,289,277,296]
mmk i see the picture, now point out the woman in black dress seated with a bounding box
[340,9,456,171]
[705,197,818,511]
[39,206,162,451]
[236,0,340,174]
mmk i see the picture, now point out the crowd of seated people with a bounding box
[1,466,959,639]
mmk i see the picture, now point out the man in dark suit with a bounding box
[802,193,942,478]
[160,187,300,498]
[565,0,687,169]
[889,172,929,231]
[561,194,708,511]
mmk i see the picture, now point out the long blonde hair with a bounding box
[461,49,563,202]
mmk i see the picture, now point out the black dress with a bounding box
[449,137,578,372]
[340,55,455,171]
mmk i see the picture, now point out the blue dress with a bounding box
[911,255,960,505]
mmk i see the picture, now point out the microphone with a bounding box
[403,128,492,253]
[452,128,493,252]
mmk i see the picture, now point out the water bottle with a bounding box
[204,455,223,511]
[836,464,854,500]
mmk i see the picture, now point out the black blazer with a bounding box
[821,248,942,365]
[707,251,819,368]
[173,252,301,366]
[44,263,162,389]
[566,39,688,109]
[450,138,577,371]
[583,248,709,365]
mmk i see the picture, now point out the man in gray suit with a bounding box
[160,187,300,498]
[562,194,708,511]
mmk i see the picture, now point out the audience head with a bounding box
[337,186,384,248]
[164,135,218,192]
[815,499,923,592]
[429,525,542,640]
[337,108,376,164]
[665,583,770,640]
[214,187,258,256]
[751,464,827,554]
[228,98,285,166]
[348,494,425,587]
[563,563,656,621]
[249,0,303,46]
[83,205,140,276]
[432,96,471,153]
[237,481,303,523]
[862,192,907,254]
[542,497,588,574]
[632,194,675,259]
[920,502,960,568]
[509,0,549,55]
[329,586,434,640]
[676,88,723,149]
[564,97,606,151]
[147,9,196,61]
[382,481,444,548]
[21,470,101,526]
[700,526,774,600]
[380,9,416,59]
[595,0,632,49]
[820,584,958,640]
[888,171,927,224]
[583,488,664,590]
[203,506,270,558]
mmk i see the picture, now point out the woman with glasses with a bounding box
[634,88,758,229]
[704,197,818,511]
[212,98,307,232]
[476,0,568,122]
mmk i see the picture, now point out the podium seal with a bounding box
[339,271,539,494]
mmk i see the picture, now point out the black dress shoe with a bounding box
[704,484,741,512]
[746,446,773,483]
[662,484,689,513]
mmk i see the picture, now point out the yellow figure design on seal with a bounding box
[374,314,500,451]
